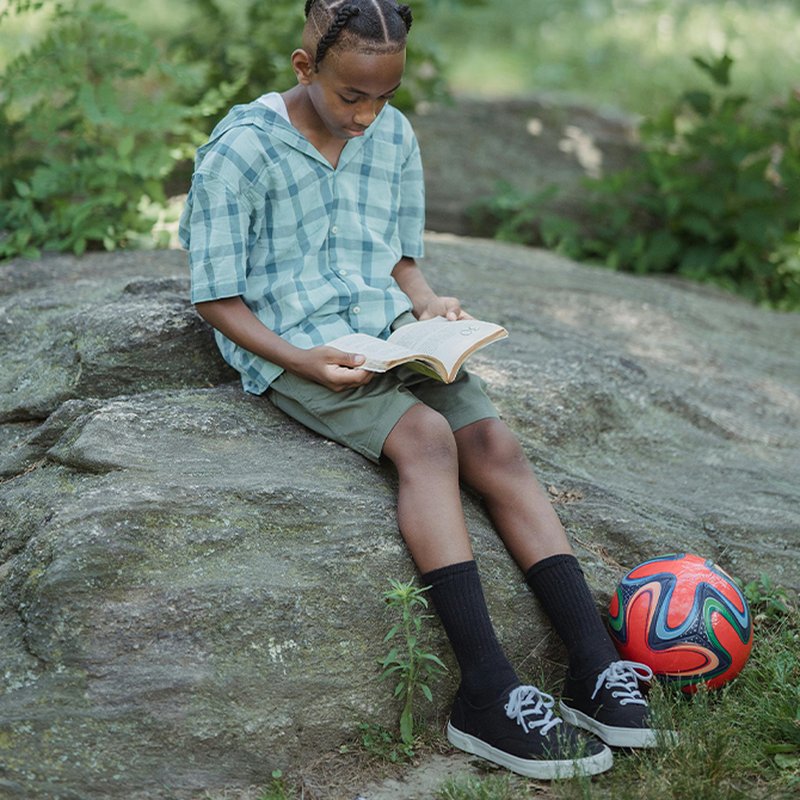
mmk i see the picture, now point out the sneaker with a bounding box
[559,660,673,748]
[447,684,613,780]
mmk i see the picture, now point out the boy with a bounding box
[179,0,662,780]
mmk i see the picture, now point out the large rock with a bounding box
[1,238,798,798]
[0,252,235,424]
[408,96,638,235]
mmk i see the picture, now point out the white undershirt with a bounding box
[256,92,291,123]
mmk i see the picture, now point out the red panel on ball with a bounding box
[607,553,753,692]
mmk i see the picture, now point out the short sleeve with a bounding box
[397,133,426,259]
[179,173,253,304]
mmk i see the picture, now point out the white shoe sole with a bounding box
[559,701,676,748]
[446,721,614,780]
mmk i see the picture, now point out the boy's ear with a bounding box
[291,49,315,85]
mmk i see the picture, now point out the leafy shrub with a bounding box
[470,55,800,310]
[164,0,299,116]
[1,0,49,16]
[0,0,480,261]
[0,1,206,259]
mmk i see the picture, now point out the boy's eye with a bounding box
[338,93,395,106]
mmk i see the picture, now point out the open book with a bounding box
[327,316,508,383]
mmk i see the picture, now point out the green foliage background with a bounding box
[471,55,800,309]
[0,2,199,258]
[0,0,459,259]
[423,0,800,117]
[1,0,799,309]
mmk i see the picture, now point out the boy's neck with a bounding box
[282,86,347,168]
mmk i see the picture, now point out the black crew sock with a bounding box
[421,560,519,707]
[525,553,619,680]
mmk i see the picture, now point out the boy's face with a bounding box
[297,49,406,140]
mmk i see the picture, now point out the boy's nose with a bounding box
[353,102,378,126]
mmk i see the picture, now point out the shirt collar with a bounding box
[206,100,386,171]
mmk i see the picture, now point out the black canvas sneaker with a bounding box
[447,684,613,779]
[560,660,674,748]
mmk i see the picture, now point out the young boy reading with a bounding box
[179,0,664,780]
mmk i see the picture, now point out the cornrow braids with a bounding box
[395,3,412,32]
[314,4,361,70]
[305,0,414,71]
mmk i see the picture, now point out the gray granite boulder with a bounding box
[0,238,798,798]
[408,97,638,235]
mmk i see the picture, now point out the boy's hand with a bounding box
[290,346,374,392]
[417,295,473,321]
[194,297,372,391]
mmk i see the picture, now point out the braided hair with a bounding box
[304,0,413,71]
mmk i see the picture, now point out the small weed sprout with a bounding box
[380,578,447,746]
[259,769,289,800]
[356,720,416,763]
[742,573,796,622]
[436,772,516,800]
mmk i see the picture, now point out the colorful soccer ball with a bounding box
[607,553,753,692]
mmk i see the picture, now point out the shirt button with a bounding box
[352,305,361,314]
[339,269,348,276]
[331,225,339,235]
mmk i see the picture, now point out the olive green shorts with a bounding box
[267,365,499,463]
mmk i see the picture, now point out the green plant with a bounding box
[743,573,797,621]
[259,769,291,800]
[354,720,417,763]
[437,769,587,800]
[0,1,204,259]
[0,0,483,261]
[380,578,447,746]
[471,54,800,310]
[0,0,57,18]
[436,772,517,800]
[466,181,588,262]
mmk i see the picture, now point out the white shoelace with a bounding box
[504,685,563,736]
[591,660,653,706]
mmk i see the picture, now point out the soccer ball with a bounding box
[607,553,753,692]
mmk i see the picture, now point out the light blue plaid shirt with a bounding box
[179,97,425,394]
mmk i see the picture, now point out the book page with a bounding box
[325,333,413,372]
[327,317,508,380]
[387,317,507,373]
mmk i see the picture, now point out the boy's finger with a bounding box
[327,348,366,367]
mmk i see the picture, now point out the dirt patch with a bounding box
[295,746,562,800]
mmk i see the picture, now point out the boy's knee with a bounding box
[459,418,527,471]
[385,404,457,469]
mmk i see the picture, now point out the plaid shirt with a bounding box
[179,98,425,393]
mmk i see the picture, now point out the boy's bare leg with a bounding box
[383,403,521,706]
[453,418,572,571]
[382,409,572,573]
[454,418,642,700]
[454,418,664,748]
[383,407,623,770]
[382,403,473,573]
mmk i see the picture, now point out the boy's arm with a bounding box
[195,297,374,391]
[392,257,473,321]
